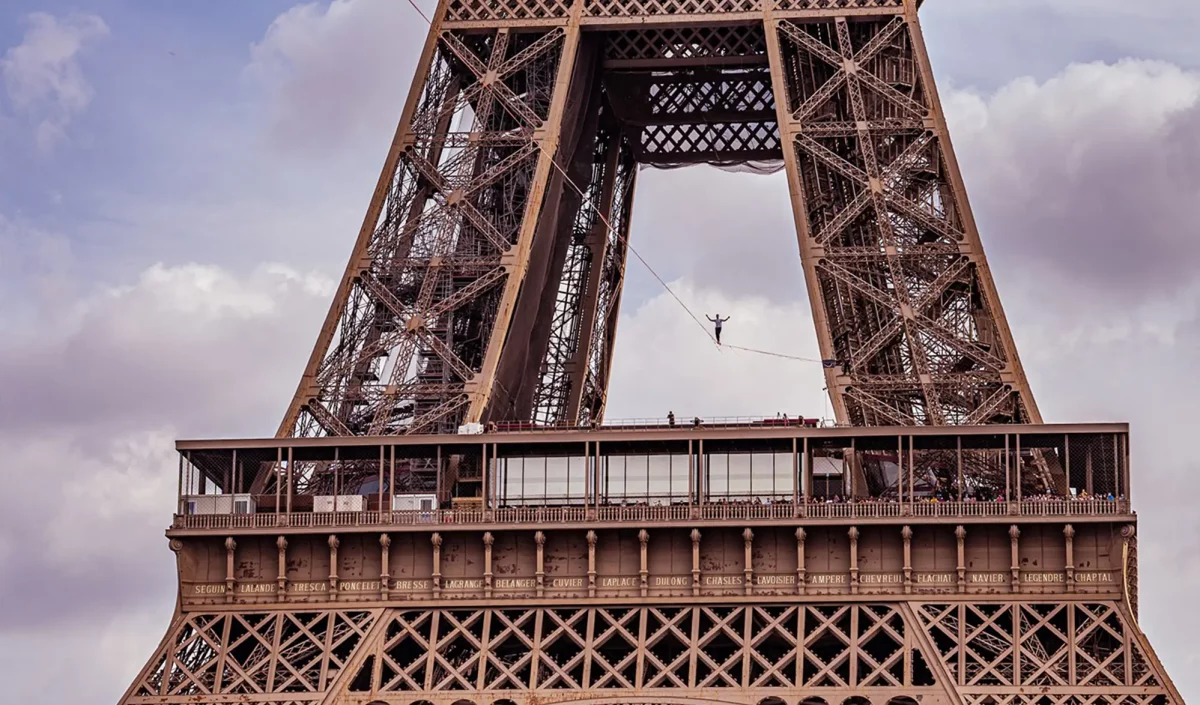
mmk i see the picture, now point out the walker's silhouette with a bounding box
[706,313,730,345]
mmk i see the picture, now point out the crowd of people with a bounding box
[1023,489,1123,502]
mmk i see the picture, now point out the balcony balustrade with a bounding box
[172,497,1130,530]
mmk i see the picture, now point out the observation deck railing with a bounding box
[172,498,1130,531]
[481,414,828,433]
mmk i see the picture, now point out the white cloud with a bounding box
[0,213,77,318]
[62,0,435,276]
[947,59,1200,305]
[920,0,1200,90]
[0,262,333,437]
[1,12,109,151]
[245,0,428,154]
[0,259,333,703]
[0,258,331,550]
[623,166,802,306]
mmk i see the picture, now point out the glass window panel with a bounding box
[670,454,690,498]
[728,453,752,496]
[567,456,584,499]
[706,453,728,499]
[545,457,568,497]
[774,452,795,495]
[605,455,626,501]
[648,455,673,498]
[501,458,520,504]
[627,455,649,495]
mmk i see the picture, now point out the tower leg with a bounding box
[277,19,593,437]
[765,11,1038,427]
[490,38,607,423]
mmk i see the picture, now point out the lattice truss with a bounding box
[775,17,1035,426]
[585,0,901,20]
[914,602,1172,703]
[123,604,937,704]
[530,118,638,426]
[442,0,903,23]
[284,16,1043,436]
[282,28,572,437]
[602,25,780,168]
[604,25,768,67]
[343,603,940,696]
[623,69,781,166]
[123,602,1176,705]
[958,696,1167,705]
[573,145,637,424]
[528,25,783,427]
[125,610,377,704]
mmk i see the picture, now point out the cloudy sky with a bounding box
[1,0,1198,702]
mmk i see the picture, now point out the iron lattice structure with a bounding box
[116,3,1185,705]
[127,600,1175,705]
[277,0,1039,438]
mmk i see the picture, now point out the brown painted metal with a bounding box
[188,422,1129,452]
[276,0,1033,437]
[128,422,1183,704]
[123,520,1180,705]
[119,1,1184,704]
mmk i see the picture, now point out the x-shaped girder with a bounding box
[429,610,486,691]
[780,17,910,123]
[802,605,853,687]
[217,613,277,694]
[747,606,800,687]
[482,609,538,689]
[1017,604,1070,685]
[166,614,224,695]
[537,608,589,688]
[855,605,906,686]
[274,612,339,693]
[589,608,640,688]
[642,607,693,688]
[695,606,748,687]
[961,605,1016,686]
[438,29,564,131]
[1074,604,1128,686]
[378,612,434,692]
[915,603,965,683]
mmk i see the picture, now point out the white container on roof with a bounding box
[392,493,437,511]
[314,495,364,512]
[185,494,255,515]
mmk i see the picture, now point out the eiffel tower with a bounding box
[120,1,1182,704]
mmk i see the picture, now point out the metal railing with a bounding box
[172,499,1130,530]
[1016,499,1127,516]
[596,504,692,522]
[482,414,831,433]
[911,501,1009,518]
